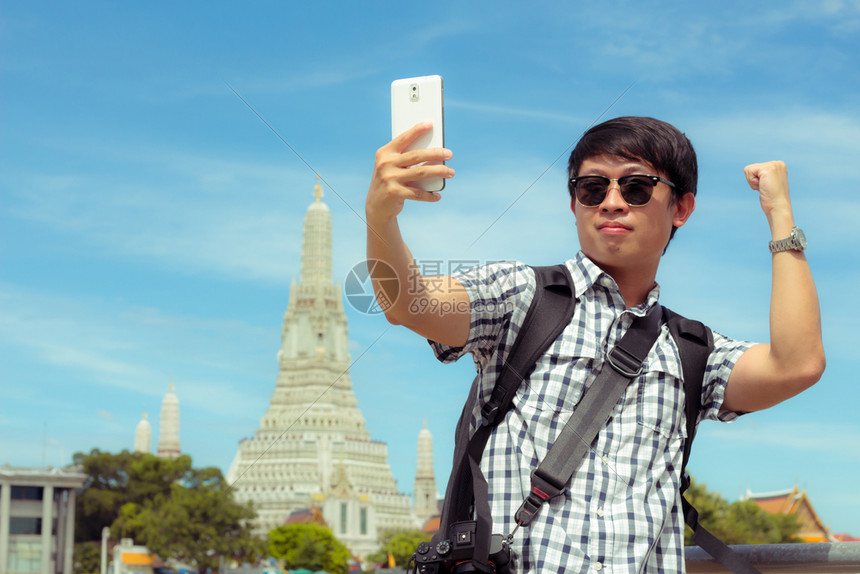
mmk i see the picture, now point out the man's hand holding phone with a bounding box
[366,121,454,225]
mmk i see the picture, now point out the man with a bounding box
[365,117,824,572]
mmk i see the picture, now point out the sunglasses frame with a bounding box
[568,174,676,207]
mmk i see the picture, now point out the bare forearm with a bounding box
[365,214,421,324]
[767,210,825,384]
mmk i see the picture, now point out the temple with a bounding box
[413,421,439,526]
[226,181,418,559]
[156,383,181,459]
[743,485,836,543]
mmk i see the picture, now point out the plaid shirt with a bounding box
[430,252,753,573]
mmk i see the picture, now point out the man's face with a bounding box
[570,154,694,277]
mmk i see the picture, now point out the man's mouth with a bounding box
[598,222,632,233]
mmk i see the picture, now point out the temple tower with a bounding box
[157,383,181,459]
[227,181,416,557]
[134,412,152,454]
[413,421,438,526]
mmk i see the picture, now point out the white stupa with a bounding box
[157,383,181,459]
[413,421,439,526]
[226,180,416,557]
[134,412,152,454]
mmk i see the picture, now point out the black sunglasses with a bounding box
[568,174,676,207]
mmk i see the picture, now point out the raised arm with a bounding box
[722,161,825,412]
[365,122,470,347]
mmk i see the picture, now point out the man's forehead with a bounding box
[578,154,658,174]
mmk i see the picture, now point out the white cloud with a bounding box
[97,410,115,421]
[0,286,273,403]
[690,109,860,179]
[3,150,314,285]
[447,98,586,125]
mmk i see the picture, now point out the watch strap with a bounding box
[769,227,806,253]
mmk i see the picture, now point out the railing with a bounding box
[686,542,860,573]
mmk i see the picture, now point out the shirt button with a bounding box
[601,455,611,465]
[600,276,613,288]
[594,563,603,571]
[596,507,605,517]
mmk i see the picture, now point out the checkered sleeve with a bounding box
[699,330,756,423]
[428,261,535,370]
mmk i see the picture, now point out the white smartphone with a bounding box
[391,75,445,192]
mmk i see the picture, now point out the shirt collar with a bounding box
[566,251,661,313]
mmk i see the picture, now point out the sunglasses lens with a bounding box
[575,177,608,206]
[619,176,655,206]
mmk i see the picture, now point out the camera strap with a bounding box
[514,302,663,527]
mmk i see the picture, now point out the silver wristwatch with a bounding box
[768,227,807,253]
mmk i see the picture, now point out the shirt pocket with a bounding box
[635,353,687,440]
[513,332,601,461]
[527,324,602,413]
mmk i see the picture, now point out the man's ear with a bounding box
[672,192,696,228]
[570,196,577,215]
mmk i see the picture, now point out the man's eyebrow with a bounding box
[579,163,655,176]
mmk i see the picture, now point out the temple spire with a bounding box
[299,177,332,287]
[134,411,152,454]
[314,176,324,201]
[414,421,438,525]
[157,382,181,459]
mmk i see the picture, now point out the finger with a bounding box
[390,121,434,153]
[744,164,761,190]
[403,162,455,183]
[398,146,453,168]
[405,187,444,203]
[378,177,444,203]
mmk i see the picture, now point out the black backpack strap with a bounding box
[481,265,579,426]
[663,307,712,490]
[438,264,577,552]
[665,308,762,574]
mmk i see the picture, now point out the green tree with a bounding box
[683,477,800,546]
[74,449,137,542]
[268,523,350,574]
[73,541,101,574]
[73,449,264,571]
[367,529,431,567]
[73,449,193,542]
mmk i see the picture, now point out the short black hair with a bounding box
[567,116,698,242]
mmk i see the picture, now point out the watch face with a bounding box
[794,228,807,249]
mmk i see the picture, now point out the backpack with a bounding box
[433,264,759,574]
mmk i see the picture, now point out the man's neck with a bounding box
[593,258,660,309]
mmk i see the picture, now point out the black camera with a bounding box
[410,520,515,574]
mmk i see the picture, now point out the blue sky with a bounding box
[2,1,859,536]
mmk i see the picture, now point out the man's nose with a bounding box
[600,180,628,211]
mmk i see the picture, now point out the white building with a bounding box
[226,181,418,559]
[413,421,439,527]
[0,465,86,574]
[132,385,182,460]
[134,412,152,454]
[156,383,181,459]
